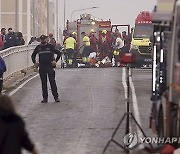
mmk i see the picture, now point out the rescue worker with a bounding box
[113,36,124,67]
[31,35,61,103]
[89,29,98,53]
[111,29,122,62]
[64,33,76,68]
[127,27,134,43]
[126,27,134,51]
[122,30,131,53]
[98,30,111,60]
[72,32,77,40]
[80,32,91,67]
[122,31,128,46]
[72,32,78,66]
[111,29,121,48]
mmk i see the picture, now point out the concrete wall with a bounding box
[0,0,49,43]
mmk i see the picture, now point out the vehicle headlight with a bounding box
[131,45,138,49]
[154,32,161,42]
[156,35,160,42]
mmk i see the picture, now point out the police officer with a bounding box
[31,35,61,103]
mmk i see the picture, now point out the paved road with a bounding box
[10,68,155,154]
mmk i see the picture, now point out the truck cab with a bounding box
[66,14,111,55]
[130,11,153,68]
[150,0,180,147]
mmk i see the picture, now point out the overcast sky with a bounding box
[58,0,157,30]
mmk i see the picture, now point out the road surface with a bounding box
[9,67,155,154]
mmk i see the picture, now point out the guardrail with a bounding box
[0,45,36,79]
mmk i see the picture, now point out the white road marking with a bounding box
[122,67,132,148]
[8,74,39,96]
[129,69,144,149]
[122,67,144,149]
[122,68,127,99]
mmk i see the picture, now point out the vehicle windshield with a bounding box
[133,24,153,38]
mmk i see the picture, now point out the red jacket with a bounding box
[0,35,3,50]
[89,34,98,52]
[98,35,111,52]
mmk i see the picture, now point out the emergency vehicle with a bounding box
[150,0,180,147]
[63,14,113,67]
[65,14,111,54]
[130,11,153,68]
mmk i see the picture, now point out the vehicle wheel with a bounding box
[170,108,177,137]
[170,108,179,148]
[157,107,164,137]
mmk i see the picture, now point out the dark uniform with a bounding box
[31,35,61,103]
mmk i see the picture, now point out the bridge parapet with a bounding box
[0,45,36,79]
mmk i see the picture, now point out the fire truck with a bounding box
[130,11,153,68]
[65,14,111,53]
[150,0,180,147]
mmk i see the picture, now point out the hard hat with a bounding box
[72,32,77,35]
[102,30,107,34]
[90,29,95,33]
[113,50,120,56]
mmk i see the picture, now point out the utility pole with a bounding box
[0,1,1,27]
[64,0,66,29]
[56,0,59,42]
[32,0,35,36]
[19,0,23,32]
[15,0,18,31]
[47,0,50,34]
[27,0,31,42]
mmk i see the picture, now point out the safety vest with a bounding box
[65,37,76,49]
[83,36,90,46]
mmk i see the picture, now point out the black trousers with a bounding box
[39,67,59,100]
[66,48,74,59]
[82,46,91,57]
[66,48,75,67]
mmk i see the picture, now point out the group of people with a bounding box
[28,33,57,47]
[63,28,132,67]
[0,27,26,98]
[0,27,25,50]
[0,33,61,154]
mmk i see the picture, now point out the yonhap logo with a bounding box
[123,133,180,149]
[123,132,138,149]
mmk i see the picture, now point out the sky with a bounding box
[58,0,157,30]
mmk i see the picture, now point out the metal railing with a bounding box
[0,45,36,79]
